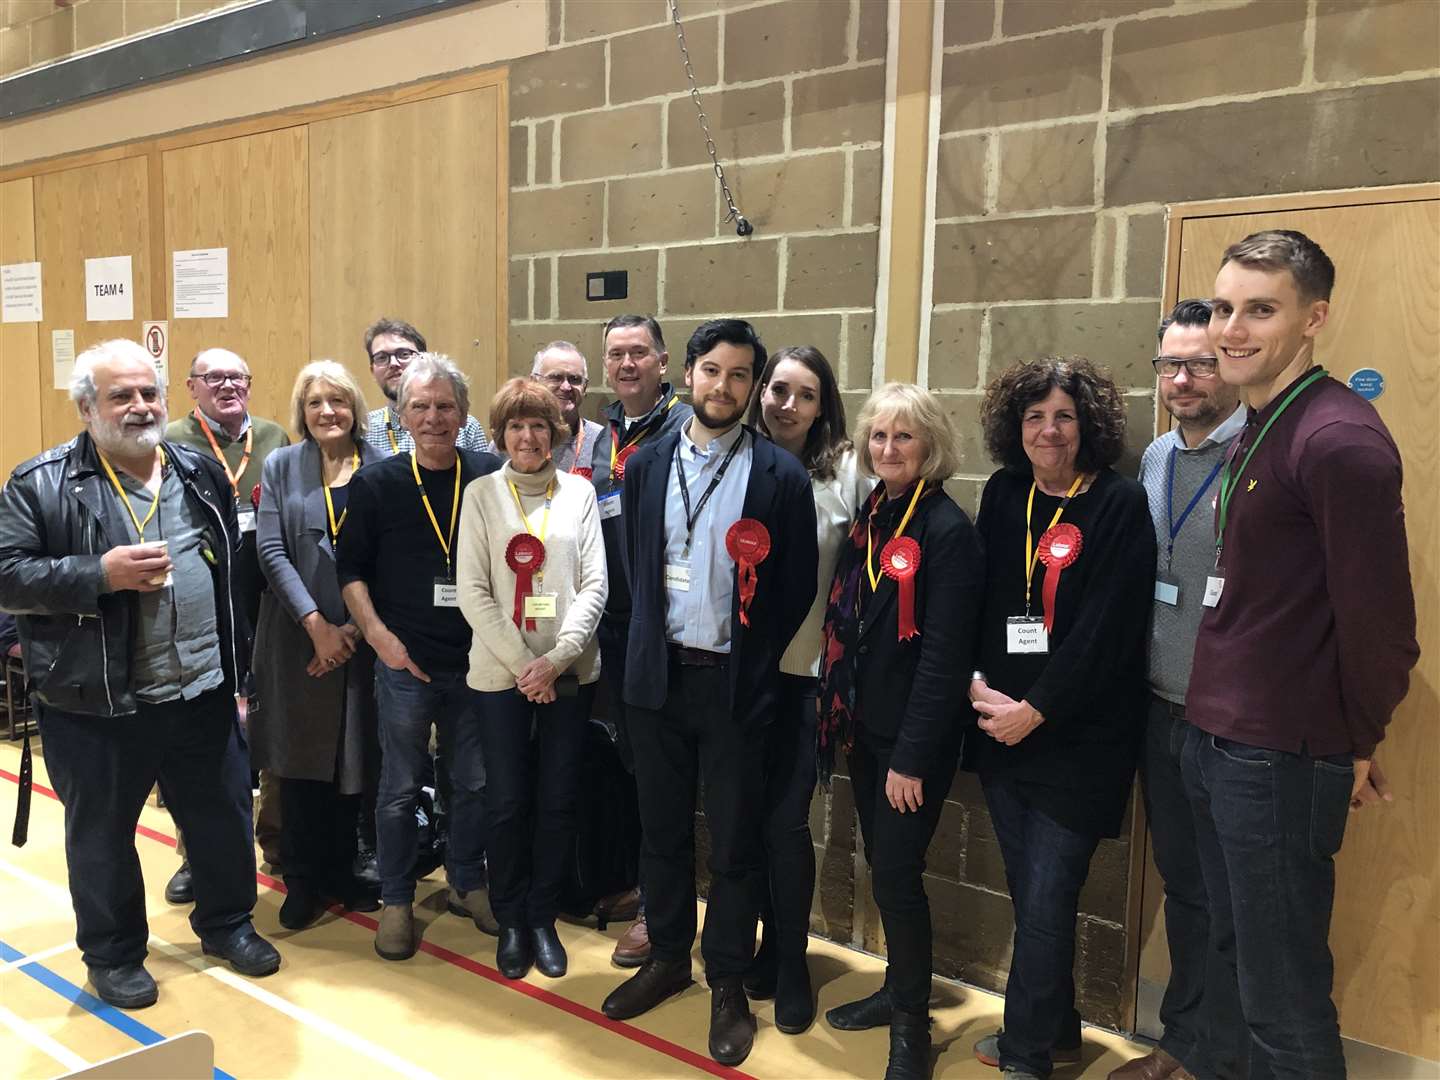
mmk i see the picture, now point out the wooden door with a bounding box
[1138,188,1439,1059]
[309,86,504,420]
[32,156,155,449]
[0,177,43,479]
[162,127,310,429]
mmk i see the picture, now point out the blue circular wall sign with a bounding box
[1347,368,1385,401]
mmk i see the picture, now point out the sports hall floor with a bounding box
[0,737,1160,1080]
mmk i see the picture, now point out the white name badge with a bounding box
[598,492,622,520]
[433,579,459,607]
[1154,579,1180,607]
[1202,575,1225,609]
[524,593,558,619]
[1006,616,1049,654]
[237,508,256,534]
[664,563,691,592]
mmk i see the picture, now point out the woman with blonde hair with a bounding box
[456,377,608,981]
[819,382,984,1080]
[251,360,383,929]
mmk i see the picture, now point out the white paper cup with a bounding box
[148,540,173,587]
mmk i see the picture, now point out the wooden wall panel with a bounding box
[1169,198,1439,1058]
[309,86,502,419]
[162,127,310,429]
[0,178,43,479]
[32,157,154,449]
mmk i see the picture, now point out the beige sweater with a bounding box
[456,461,608,691]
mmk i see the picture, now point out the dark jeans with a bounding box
[982,773,1100,1077]
[849,726,958,1015]
[1181,726,1352,1080]
[598,612,644,914]
[759,674,819,964]
[279,777,360,893]
[374,663,487,905]
[37,688,257,968]
[476,687,588,928]
[627,659,767,984]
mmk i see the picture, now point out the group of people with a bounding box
[0,228,1416,1080]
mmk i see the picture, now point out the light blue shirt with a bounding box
[663,421,753,652]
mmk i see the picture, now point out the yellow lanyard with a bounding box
[1024,473,1086,606]
[508,478,554,545]
[411,452,461,575]
[99,447,168,541]
[866,479,925,592]
[195,407,252,499]
[610,394,680,474]
[323,450,360,540]
[387,423,401,454]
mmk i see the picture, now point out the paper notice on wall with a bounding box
[85,255,134,321]
[52,329,76,391]
[1,261,42,322]
[173,248,228,319]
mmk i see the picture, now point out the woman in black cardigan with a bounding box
[818,382,984,1080]
[967,357,1154,1078]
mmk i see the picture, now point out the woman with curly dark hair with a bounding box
[966,357,1155,1079]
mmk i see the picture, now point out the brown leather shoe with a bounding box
[611,910,651,968]
[601,957,693,1020]
[594,885,642,927]
[708,982,756,1066]
[1108,1048,1192,1080]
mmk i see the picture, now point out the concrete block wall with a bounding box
[0,0,243,77]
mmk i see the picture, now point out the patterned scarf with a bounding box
[816,480,938,782]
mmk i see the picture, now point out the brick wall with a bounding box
[0,0,243,76]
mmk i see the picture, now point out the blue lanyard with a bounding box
[1166,443,1225,566]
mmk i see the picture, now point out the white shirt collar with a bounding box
[1172,404,1245,451]
[198,408,250,439]
[680,419,744,458]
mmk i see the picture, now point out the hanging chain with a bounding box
[668,0,753,237]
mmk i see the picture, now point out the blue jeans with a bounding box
[374,663,487,905]
[982,774,1099,1077]
[1181,727,1352,1080]
[1140,697,1247,1076]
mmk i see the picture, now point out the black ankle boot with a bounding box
[279,880,324,930]
[531,925,567,978]
[825,984,893,1031]
[496,927,533,979]
[773,957,814,1034]
[884,1009,931,1080]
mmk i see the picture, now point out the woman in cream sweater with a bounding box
[456,378,607,981]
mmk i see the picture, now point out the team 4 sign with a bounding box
[84,255,134,321]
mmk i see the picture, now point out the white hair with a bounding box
[397,352,470,416]
[190,346,250,377]
[70,339,165,408]
[530,340,586,377]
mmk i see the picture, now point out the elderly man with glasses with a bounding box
[531,341,604,477]
[361,317,491,457]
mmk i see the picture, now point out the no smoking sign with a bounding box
[142,320,169,385]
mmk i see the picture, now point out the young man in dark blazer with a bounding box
[600,319,818,1067]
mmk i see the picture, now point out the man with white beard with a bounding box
[0,339,280,1010]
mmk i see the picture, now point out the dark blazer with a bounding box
[620,424,817,722]
[852,492,984,778]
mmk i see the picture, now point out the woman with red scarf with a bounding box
[818,382,984,1080]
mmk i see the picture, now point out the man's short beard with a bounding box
[91,414,164,456]
[693,397,746,431]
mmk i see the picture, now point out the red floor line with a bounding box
[1,766,757,1080]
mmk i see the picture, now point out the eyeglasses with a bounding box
[197,372,253,388]
[605,347,654,364]
[1153,356,1219,379]
[370,347,419,368]
[539,372,587,388]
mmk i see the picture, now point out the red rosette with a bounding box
[250,483,262,510]
[725,519,771,627]
[613,444,638,481]
[572,466,594,481]
[505,533,547,630]
[1036,522,1083,634]
[880,536,922,641]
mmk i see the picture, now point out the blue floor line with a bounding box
[0,935,236,1079]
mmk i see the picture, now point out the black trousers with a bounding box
[849,725,958,1015]
[627,659,767,984]
[279,778,359,893]
[37,687,257,968]
[476,687,588,928]
[759,673,818,964]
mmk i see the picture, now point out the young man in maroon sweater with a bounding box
[1183,230,1418,1079]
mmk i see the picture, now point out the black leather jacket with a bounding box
[0,433,248,717]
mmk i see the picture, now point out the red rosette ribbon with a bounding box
[505,533,547,630]
[880,536,922,641]
[613,444,638,482]
[725,519,771,627]
[1036,522,1083,634]
[572,466,594,481]
[250,483,262,510]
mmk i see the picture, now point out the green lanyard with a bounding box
[1215,368,1327,563]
